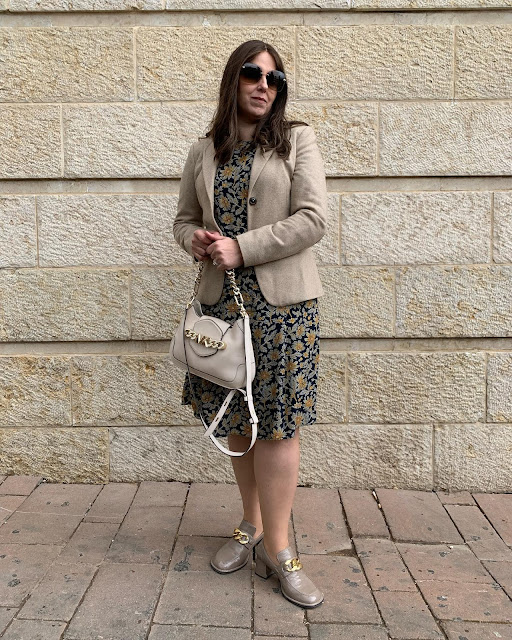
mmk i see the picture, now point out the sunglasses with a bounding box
[240,62,287,93]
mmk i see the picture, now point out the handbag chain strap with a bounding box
[187,260,247,318]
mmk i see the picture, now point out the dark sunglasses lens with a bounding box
[240,63,261,82]
[267,70,286,91]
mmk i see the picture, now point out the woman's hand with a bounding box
[204,231,244,270]
[191,229,216,262]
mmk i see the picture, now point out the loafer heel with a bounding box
[254,542,324,609]
[210,519,263,574]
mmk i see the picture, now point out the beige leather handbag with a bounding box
[169,261,258,456]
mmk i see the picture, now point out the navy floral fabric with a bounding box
[181,139,320,440]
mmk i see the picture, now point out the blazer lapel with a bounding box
[202,137,275,228]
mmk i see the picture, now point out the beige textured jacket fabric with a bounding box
[173,124,328,307]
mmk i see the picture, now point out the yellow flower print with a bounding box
[271,427,286,440]
[307,331,316,345]
[230,412,241,426]
[241,187,249,199]
[259,370,271,381]
[286,361,298,373]
[222,167,234,178]
[296,325,305,337]
[294,414,304,426]
[219,196,230,210]
[293,341,305,352]
[305,397,314,409]
[253,327,263,340]
[242,423,253,437]
[297,375,307,390]
[273,332,284,345]
[221,213,234,224]
[270,350,280,361]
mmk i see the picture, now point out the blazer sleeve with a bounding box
[235,125,328,267]
[173,141,204,261]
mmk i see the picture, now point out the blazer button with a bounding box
[249,196,257,205]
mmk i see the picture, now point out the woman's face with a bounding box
[237,51,279,123]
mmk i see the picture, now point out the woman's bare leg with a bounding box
[253,428,300,565]
[228,433,263,537]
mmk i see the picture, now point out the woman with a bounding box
[173,40,327,609]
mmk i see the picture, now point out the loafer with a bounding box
[254,541,324,608]
[210,519,264,574]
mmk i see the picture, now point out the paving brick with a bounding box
[83,482,137,523]
[374,590,444,639]
[0,511,82,544]
[254,570,308,637]
[301,555,381,624]
[131,481,188,508]
[0,475,43,496]
[0,608,16,635]
[396,542,494,583]
[418,579,512,622]
[179,483,242,536]
[104,506,182,564]
[445,504,512,561]
[154,565,252,627]
[54,522,120,565]
[354,538,416,591]
[17,562,96,621]
[376,489,463,544]
[482,560,512,599]
[293,487,350,554]
[436,490,476,505]
[309,624,389,639]
[63,562,163,640]
[0,618,66,639]
[16,483,101,515]
[0,544,63,607]
[339,489,390,539]
[149,627,251,640]
[473,493,512,546]
[0,495,28,524]
[443,620,512,639]
[171,535,251,572]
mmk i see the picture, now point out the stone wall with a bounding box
[0,1,511,490]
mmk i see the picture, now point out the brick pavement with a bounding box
[0,475,511,639]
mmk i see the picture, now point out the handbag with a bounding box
[169,261,258,456]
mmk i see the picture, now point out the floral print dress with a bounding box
[181,139,320,440]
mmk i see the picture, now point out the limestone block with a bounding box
[313,193,339,266]
[38,194,189,267]
[0,357,70,427]
[71,355,198,426]
[487,353,512,423]
[0,269,130,342]
[298,26,451,100]
[299,424,433,489]
[342,191,491,265]
[166,0,344,7]
[0,28,133,102]
[131,267,196,340]
[64,103,213,179]
[494,191,512,263]
[348,352,485,423]
[434,424,512,492]
[353,0,512,7]
[10,0,160,9]
[0,105,61,179]
[396,266,512,338]
[317,266,394,338]
[380,102,512,176]
[137,27,294,101]
[317,352,346,424]
[109,426,234,483]
[0,428,109,484]
[287,102,378,177]
[456,26,512,99]
[0,196,37,268]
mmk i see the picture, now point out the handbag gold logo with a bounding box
[185,329,227,350]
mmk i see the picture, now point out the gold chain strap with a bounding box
[283,557,303,572]
[187,260,247,318]
[232,528,250,544]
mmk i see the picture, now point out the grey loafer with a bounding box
[254,541,324,608]
[210,519,264,574]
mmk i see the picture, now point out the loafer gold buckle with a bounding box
[283,557,302,572]
[233,528,250,544]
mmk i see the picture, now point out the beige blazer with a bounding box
[173,124,328,307]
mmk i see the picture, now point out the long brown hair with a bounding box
[204,40,308,165]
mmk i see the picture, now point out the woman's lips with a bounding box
[251,97,266,103]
